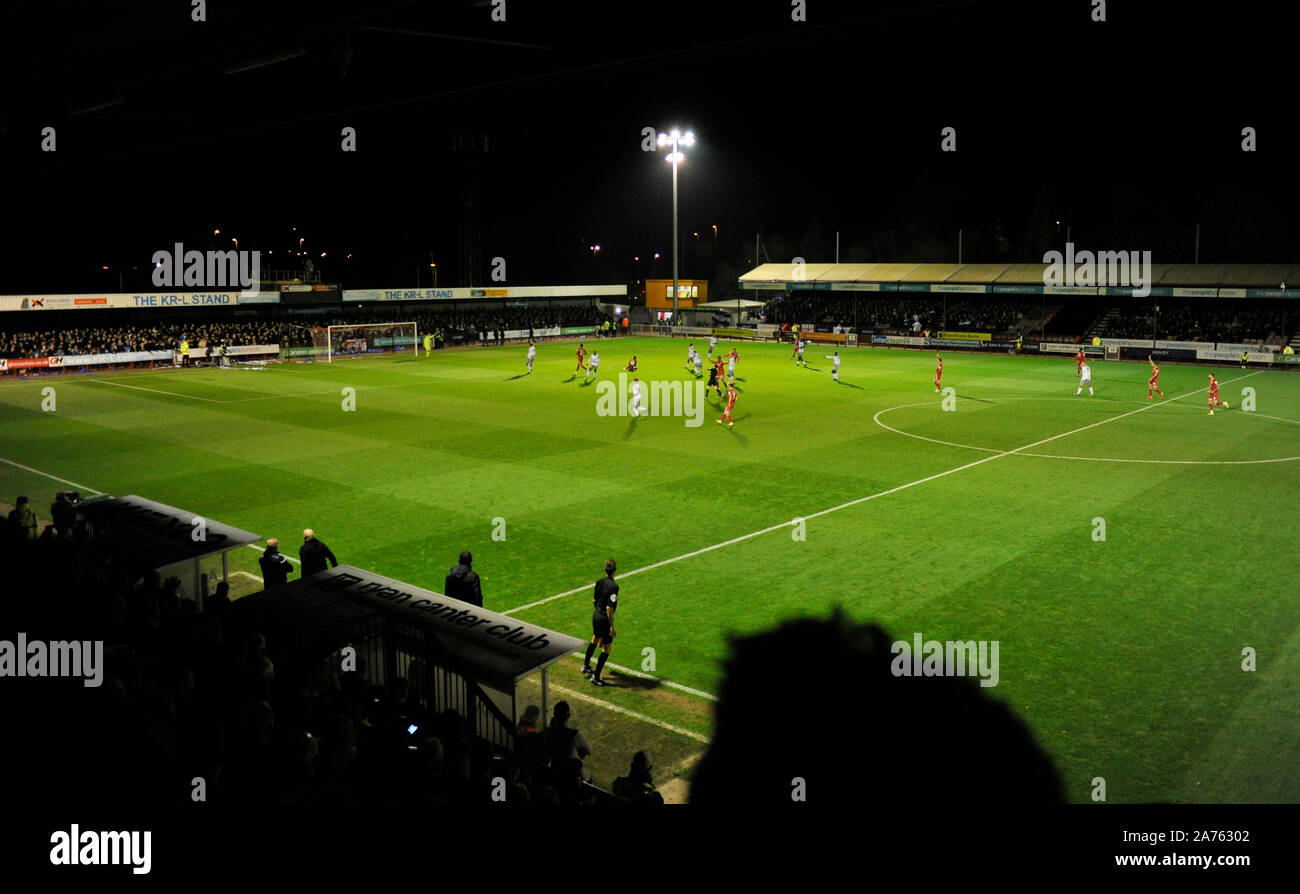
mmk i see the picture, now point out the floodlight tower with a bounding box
[657,128,695,323]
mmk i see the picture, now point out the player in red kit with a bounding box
[1207,373,1228,414]
[1075,350,1085,377]
[1147,356,1164,399]
[706,358,726,398]
[575,343,588,373]
[717,385,737,427]
[934,353,943,392]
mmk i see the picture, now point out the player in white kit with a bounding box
[585,351,601,383]
[685,344,696,372]
[1075,362,1093,396]
[708,336,718,359]
[526,340,536,374]
[796,340,807,367]
[630,377,645,416]
[826,351,840,382]
[693,351,704,377]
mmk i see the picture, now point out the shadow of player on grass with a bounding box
[690,610,1064,807]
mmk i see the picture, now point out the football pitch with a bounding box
[2,336,1298,803]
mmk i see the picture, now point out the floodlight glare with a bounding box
[657,133,668,146]
[683,131,695,145]
[666,151,683,163]
[670,128,680,139]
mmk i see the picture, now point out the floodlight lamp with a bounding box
[657,133,668,146]
[682,132,695,145]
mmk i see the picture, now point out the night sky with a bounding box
[0,0,1294,295]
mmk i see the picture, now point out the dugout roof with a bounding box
[76,494,262,568]
[233,565,585,692]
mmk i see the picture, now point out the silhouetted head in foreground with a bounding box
[689,610,1064,806]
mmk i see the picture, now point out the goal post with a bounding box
[310,321,419,362]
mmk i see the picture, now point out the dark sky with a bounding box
[0,0,1295,294]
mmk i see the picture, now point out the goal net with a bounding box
[308,322,419,363]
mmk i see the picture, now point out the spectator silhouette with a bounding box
[689,611,1064,806]
[298,528,338,577]
[259,538,293,588]
[444,550,482,607]
[514,704,547,767]
[613,750,664,805]
[545,701,592,777]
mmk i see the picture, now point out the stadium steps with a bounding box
[1086,307,1121,338]
[1012,304,1062,335]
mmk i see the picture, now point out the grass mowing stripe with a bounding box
[502,371,1261,619]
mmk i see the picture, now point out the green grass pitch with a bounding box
[2,337,1297,802]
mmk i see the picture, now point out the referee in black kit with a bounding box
[581,559,618,686]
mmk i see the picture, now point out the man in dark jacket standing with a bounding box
[444,550,482,607]
[258,538,293,589]
[299,528,338,577]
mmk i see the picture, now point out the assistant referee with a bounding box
[581,559,619,687]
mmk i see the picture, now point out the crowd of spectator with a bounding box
[0,321,298,360]
[0,305,613,360]
[762,294,1031,334]
[1091,300,1292,344]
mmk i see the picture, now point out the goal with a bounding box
[308,322,419,363]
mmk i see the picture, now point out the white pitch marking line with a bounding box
[502,372,1263,619]
[548,683,710,744]
[0,457,105,494]
[83,377,223,402]
[1012,451,1300,466]
[232,570,265,583]
[567,655,718,701]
